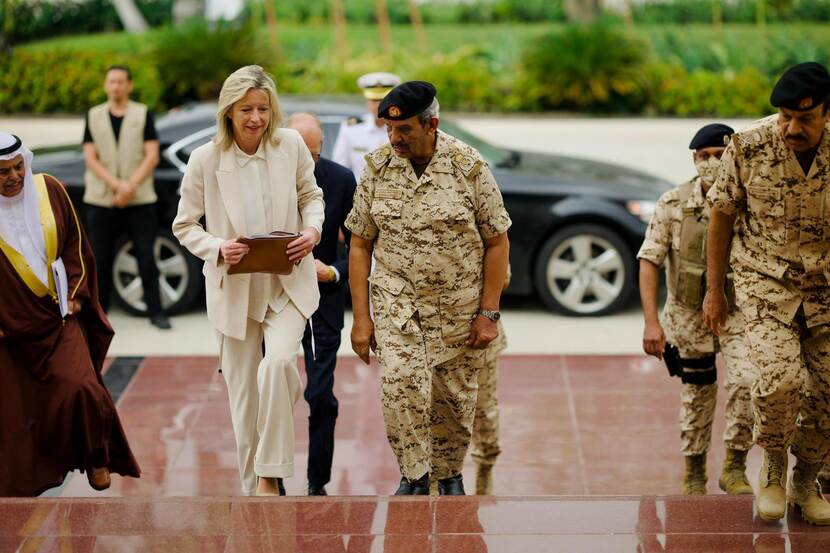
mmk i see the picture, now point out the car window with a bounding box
[178,134,213,164]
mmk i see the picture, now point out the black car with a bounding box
[33,99,670,317]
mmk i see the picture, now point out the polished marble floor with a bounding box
[60,354,765,497]
[3,496,829,552]
[7,354,829,551]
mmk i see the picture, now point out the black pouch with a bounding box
[663,343,682,378]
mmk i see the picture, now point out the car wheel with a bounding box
[534,223,636,316]
[111,230,202,316]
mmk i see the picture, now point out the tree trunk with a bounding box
[564,0,603,22]
[375,0,392,54]
[263,0,282,57]
[111,0,149,32]
[173,0,204,24]
[408,0,427,52]
[331,0,349,58]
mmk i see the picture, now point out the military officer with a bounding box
[469,267,510,496]
[332,72,402,181]
[638,123,756,496]
[704,62,830,525]
[346,81,511,496]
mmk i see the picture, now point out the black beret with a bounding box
[378,81,437,121]
[689,123,734,150]
[770,62,830,111]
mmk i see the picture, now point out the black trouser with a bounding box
[301,312,341,488]
[85,203,162,316]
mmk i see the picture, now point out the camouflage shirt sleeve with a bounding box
[473,163,512,240]
[707,141,745,215]
[345,167,378,241]
[636,191,672,267]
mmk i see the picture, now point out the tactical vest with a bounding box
[665,181,734,309]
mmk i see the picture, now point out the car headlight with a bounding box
[626,200,657,223]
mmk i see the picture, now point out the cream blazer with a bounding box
[172,128,325,340]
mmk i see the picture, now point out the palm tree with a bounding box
[111,0,149,32]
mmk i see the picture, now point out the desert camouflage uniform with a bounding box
[638,176,755,456]
[345,130,512,480]
[470,320,507,467]
[708,115,830,466]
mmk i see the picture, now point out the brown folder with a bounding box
[227,231,301,275]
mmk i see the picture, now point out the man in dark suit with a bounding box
[286,113,357,496]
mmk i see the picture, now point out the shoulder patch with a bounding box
[736,115,776,148]
[448,139,484,177]
[366,144,393,171]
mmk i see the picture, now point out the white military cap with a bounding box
[356,72,402,100]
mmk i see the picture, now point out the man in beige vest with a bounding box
[83,65,169,329]
[639,123,755,497]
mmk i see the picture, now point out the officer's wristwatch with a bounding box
[478,309,501,322]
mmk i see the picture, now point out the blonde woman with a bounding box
[173,65,324,496]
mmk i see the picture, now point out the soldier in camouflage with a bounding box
[345,81,511,496]
[704,62,830,525]
[638,123,756,496]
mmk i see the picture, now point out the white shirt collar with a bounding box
[233,141,266,167]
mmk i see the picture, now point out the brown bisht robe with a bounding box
[0,174,140,496]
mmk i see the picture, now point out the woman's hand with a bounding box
[220,239,250,266]
[286,227,320,263]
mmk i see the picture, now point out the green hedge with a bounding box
[631,0,830,23]
[1,0,172,44]
[268,0,566,25]
[0,21,810,118]
[0,50,162,113]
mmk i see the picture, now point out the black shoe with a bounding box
[150,314,171,330]
[438,474,465,496]
[394,473,430,495]
[277,478,286,496]
[394,477,414,495]
[308,483,327,496]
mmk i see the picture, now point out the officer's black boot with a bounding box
[395,473,429,495]
[411,473,430,495]
[438,474,466,496]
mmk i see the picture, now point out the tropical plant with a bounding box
[519,21,651,111]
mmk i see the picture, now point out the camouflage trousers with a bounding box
[677,331,756,457]
[375,322,483,481]
[471,345,501,467]
[743,308,830,465]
